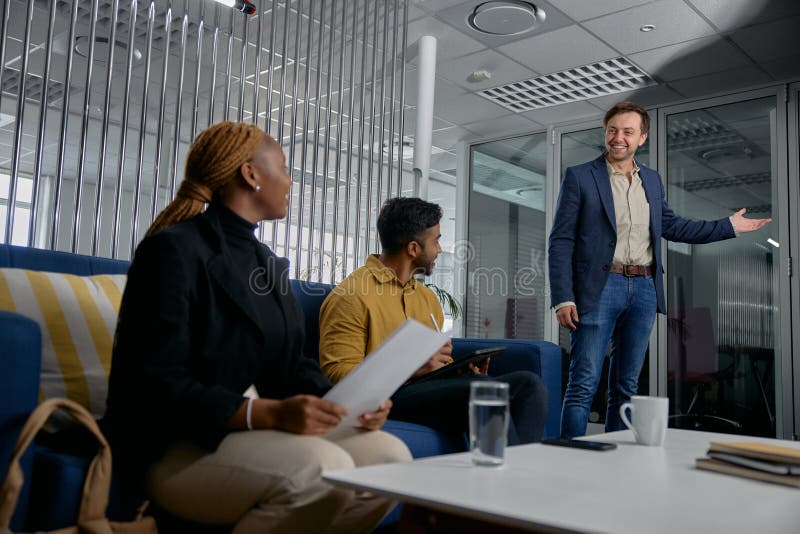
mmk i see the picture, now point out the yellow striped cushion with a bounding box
[0,268,126,418]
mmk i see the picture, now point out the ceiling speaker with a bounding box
[467,1,546,36]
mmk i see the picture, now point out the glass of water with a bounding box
[469,381,509,466]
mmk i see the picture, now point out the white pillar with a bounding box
[413,35,436,199]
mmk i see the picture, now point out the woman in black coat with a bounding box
[104,122,410,532]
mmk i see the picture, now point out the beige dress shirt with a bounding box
[608,160,653,266]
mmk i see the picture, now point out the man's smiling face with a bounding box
[604,111,648,164]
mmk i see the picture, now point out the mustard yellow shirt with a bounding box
[319,254,444,384]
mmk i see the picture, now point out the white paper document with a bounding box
[323,318,449,426]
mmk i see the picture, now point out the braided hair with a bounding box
[146,121,266,236]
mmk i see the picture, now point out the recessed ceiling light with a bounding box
[640,24,656,32]
[75,36,142,63]
[515,185,542,198]
[467,1,546,36]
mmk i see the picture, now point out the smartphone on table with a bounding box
[541,437,617,451]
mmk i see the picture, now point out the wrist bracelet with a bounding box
[246,398,254,431]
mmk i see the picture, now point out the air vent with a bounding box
[56,0,196,48]
[55,0,134,30]
[479,57,655,112]
[682,172,770,193]
[1,70,66,107]
[667,116,742,152]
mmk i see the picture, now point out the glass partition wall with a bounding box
[466,132,548,342]
[661,95,789,437]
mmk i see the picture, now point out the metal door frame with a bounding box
[657,86,792,438]
[788,82,800,440]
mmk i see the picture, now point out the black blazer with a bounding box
[104,205,331,476]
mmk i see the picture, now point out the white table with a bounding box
[324,429,800,533]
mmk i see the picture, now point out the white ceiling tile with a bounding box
[431,126,471,150]
[497,25,618,74]
[550,0,653,21]
[434,92,515,123]
[398,109,455,133]
[760,55,800,81]
[685,0,800,32]
[668,67,772,98]
[588,85,683,109]
[522,100,604,126]
[403,69,467,108]
[463,114,543,139]
[406,15,486,62]
[407,5,428,22]
[583,0,717,54]
[628,36,752,81]
[729,16,800,63]
[410,0,474,13]
[436,49,538,91]
[430,152,457,170]
[1,38,22,65]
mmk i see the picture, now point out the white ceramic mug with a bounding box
[619,396,669,446]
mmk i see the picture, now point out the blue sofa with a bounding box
[0,243,561,531]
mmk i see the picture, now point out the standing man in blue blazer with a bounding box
[549,101,772,438]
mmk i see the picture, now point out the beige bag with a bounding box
[0,398,157,534]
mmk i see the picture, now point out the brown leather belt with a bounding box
[610,263,654,277]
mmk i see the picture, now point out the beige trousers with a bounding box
[146,426,411,533]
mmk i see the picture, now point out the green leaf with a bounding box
[425,283,462,320]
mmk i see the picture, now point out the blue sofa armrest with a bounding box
[452,337,561,439]
[0,311,41,530]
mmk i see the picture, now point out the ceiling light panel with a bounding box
[478,57,655,112]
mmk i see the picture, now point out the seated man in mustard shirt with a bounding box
[319,197,547,444]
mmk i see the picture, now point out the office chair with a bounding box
[667,306,741,431]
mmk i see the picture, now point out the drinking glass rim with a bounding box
[470,381,509,390]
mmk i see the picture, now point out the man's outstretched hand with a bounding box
[730,208,771,234]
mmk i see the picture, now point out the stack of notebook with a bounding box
[696,441,800,488]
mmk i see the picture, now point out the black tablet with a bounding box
[409,346,506,384]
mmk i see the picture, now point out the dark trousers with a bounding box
[390,371,548,445]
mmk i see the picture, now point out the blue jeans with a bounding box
[560,273,657,438]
